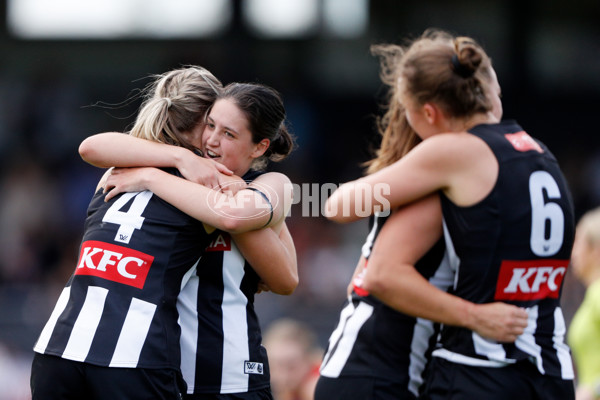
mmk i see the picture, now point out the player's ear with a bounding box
[251,139,269,158]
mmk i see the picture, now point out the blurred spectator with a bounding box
[568,206,600,400]
[0,154,63,283]
[263,318,323,400]
[0,341,31,400]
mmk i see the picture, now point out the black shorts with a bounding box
[30,353,186,400]
[182,387,273,400]
[314,375,417,400]
[421,357,575,400]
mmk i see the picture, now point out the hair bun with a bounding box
[451,54,475,78]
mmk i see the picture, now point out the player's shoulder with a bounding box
[412,131,488,165]
[251,171,291,187]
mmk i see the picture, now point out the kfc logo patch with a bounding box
[495,259,568,301]
[206,233,231,252]
[75,240,153,289]
[504,131,543,153]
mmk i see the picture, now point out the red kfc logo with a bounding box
[495,259,568,301]
[504,131,543,153]
[75,240,153,289]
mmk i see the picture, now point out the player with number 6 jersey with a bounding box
[434,120,575,376]
[325,29,576,399]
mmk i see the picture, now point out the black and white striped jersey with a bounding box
[34,169,215,370]
[178,231,269,394]
[177,169,270,395]
[436,120,575,379]
[319,214,449,397]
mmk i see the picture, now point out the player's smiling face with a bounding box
[202,98,266,176]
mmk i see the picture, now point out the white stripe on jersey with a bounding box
[408,255,455,396]
[63,286,109,362]
[34,287,71,353]
[320,296,355,370]
[408,318,436,396]
[553,307,574,379]
[361,213,380,259]
[220,244,249,393]
[432,348,514,367]
[109,297,157,367]
[473,332,507,361]
[441,220,460,290]
[178,263,200,393]
[320,301,374,378]
[515,306,544,373]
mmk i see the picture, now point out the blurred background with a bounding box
[1,0,599,398]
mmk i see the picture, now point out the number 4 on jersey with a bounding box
[102,191,154,244]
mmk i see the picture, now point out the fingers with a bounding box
[215,162,233,176]
[103,178,114,194]
[473,303,531,343]
[511,307,529,329]
[498,333,520,343]
[205,175,220,190]
[103,176,119,202]
[256,281,270,293]
[104,188,118,202]
[497,306,529,342]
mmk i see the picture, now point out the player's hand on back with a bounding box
[103,167,157,201]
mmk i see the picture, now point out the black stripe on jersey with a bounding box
[44,286,86,356]
[242,263,270,389]
[84,290,129,364]
[193,250,226,389]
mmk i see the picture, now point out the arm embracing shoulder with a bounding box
[361,195,455,320]
[324,135,459,223]
[232,222,298,295]
[79,132,191,168]
[225,173,297,294]
[136,169,292,234]
[220,171,294,232]
[363,194,528,342]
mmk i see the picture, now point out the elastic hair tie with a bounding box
[244,187,274,228]
[162,97,172,108]
[451,54,474,78]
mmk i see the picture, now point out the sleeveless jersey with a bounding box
[319,213,449,397]
[435,120,575,379]
[178,170,270,394]
[34,168,215,370]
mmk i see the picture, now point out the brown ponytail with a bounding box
[364,43,421,174]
